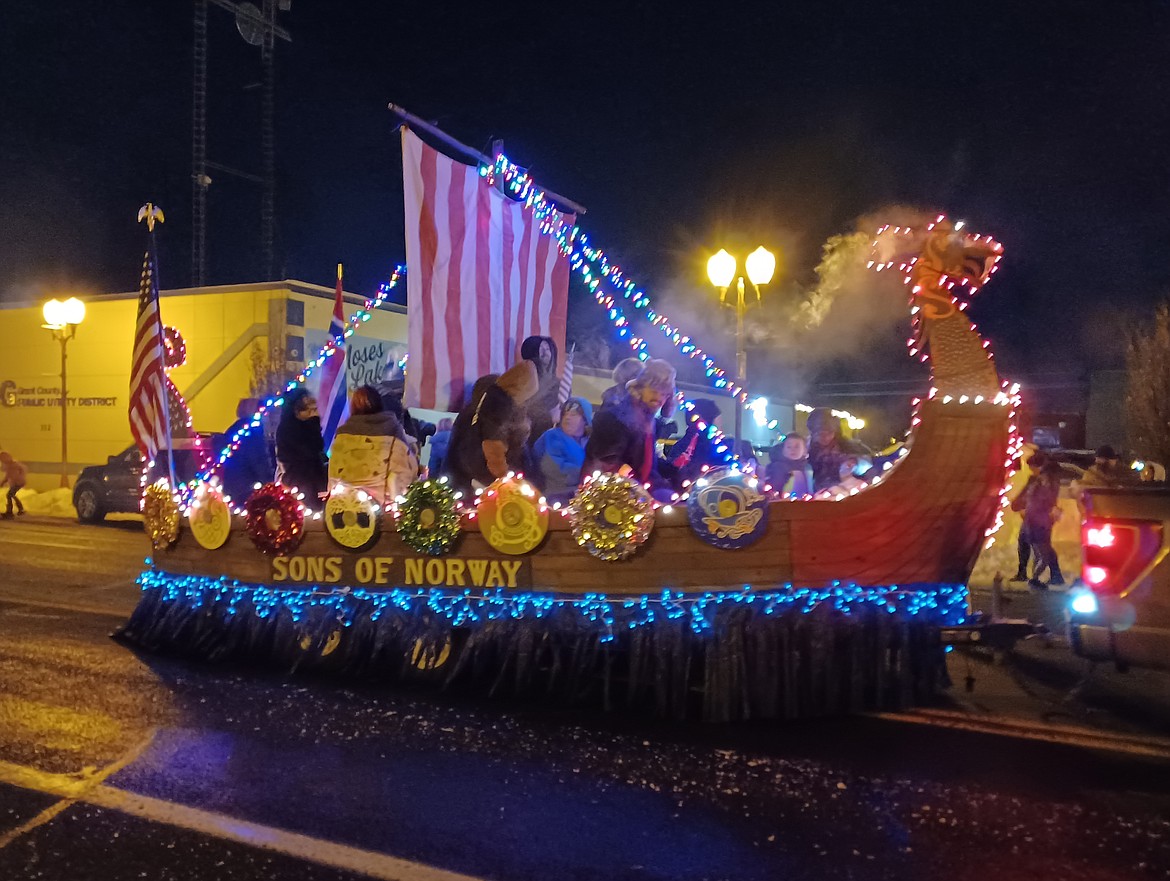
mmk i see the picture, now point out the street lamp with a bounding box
[42,297,86,488]
[707,246,776,447]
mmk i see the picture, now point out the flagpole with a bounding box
[387,103,587,216]
[150,219,179,492]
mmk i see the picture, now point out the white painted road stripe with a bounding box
[0,760,489,881]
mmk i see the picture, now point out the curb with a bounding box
[872,708,1170,760]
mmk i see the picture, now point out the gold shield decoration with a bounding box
[188,483,232,550]
[325,484,381,551]
[477,476,549,555]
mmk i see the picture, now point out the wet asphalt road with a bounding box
[0,519,1168,880]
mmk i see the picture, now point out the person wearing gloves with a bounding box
[328,384,419,506]
[533,397,592,502]
[446,361,539,492]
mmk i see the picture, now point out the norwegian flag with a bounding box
[402,128,573,411]
[318,265,349,451]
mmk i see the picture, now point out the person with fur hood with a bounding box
[806,407,873,493]
[445,361,539,492]
[520,335,560,440]
[532,396,593,502]
[328,384,419,506]
[582,358,677,499]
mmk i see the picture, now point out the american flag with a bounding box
[557,343,575,405]
[402,128,574,411]
[128,247,170,461]
[318,264,348,451]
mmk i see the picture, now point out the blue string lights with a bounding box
[136,569,968,642]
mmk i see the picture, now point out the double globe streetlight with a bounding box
[706,246,777,446]
[42,297,86,488]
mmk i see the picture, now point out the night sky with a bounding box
[3,1,1169,409]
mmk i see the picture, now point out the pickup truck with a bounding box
[1069,486,1170,672]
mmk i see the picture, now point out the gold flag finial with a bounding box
[137,203,165,233]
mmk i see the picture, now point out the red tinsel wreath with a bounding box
[244,483,305,555]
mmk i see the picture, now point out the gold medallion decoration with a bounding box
[325,484,381,551]
[569,472,655,561]
[188,484,232,550]
[476,476,548,555]
[143,481,181,551]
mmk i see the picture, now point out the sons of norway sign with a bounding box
[271,555,531,589]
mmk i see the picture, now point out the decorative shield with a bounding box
[686,466,769,549]
[476,476,549,555]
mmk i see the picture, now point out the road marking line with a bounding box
[0,755,489,881]
[0,730,156,850]
[873,710,1170,759]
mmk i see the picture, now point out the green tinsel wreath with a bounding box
[396,478,462,555]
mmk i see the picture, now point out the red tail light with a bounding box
[1081,518,1165,596]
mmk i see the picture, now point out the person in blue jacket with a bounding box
[533,397,592,502]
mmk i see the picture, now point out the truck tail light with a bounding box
[1081,518,1164,596]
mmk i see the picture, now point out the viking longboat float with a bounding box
[118,132,1019,720]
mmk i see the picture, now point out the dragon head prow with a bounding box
[869,214,1003,298]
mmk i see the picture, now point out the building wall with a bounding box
[0,280,408,490]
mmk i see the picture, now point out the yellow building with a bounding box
[0,280,407,490]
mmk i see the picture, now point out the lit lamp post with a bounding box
[706,246,776,447]
[41,297,86,487]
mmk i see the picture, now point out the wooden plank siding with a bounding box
[155,401,1008,595]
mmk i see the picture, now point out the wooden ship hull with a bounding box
[118,218,1013,720]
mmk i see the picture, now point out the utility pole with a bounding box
[192,0,291,286]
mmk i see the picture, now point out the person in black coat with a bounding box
[664,397,723,488]
[582,358,676,498]
[275,387,328,504]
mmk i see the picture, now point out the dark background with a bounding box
[2,0,1166,417]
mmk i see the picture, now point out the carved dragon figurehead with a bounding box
[870,215,1004,399]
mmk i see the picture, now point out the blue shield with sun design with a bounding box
[686,466,770,549]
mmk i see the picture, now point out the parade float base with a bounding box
[116,402,1003,722]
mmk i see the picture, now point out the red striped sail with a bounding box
[402,128,572,411]
[128,248,170,461]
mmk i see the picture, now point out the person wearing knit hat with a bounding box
[445,361,539,492]
[583,358,676,498]
[532,396,594,502]
[665,397,723,488]
[600,357,645,412]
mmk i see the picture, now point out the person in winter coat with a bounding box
[446,361,539,493]
[219,398,276,507]
[600,357,644,411]
[766,433,814,497]
[520,335,560,440]
[0,451,27,518]
[427,418,454,476]
[665,398,723,488]
[533,397,593,501]
[275,387,328,504]
[806,407,873,493]
[328,384,419,506]
[1008,450,1047,582]
[582,358,676,499]
[1024,459,1066,589]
